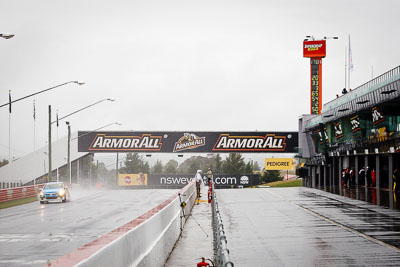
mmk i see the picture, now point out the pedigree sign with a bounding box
[303,40,326,58]
[265,158,293,170]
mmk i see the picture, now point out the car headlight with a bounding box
[58,189,65,196]
[39,191,44,197]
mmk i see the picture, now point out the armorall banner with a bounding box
[78,131,298,153]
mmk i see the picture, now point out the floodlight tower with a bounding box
[303,36,338,114]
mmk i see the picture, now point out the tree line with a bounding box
[118,152,261,175]
[116,152,283,184]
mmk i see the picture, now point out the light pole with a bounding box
[44,81,85,182]
[0,81,85,109]
[1,33,14,160]
[52,98,115,124]
[71,122,122,141]
[116,153,119,185]
[48,99,115,182]
[69,122,121,185]
[66,121,71,185]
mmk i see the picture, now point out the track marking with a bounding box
[263,188,400,253]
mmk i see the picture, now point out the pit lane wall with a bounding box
[0,184,43,203]
[49,180,196,267]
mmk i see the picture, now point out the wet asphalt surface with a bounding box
[0,188,178,266]
[325,185,400,211]
[217,187,400,266]
[166,186,213,266]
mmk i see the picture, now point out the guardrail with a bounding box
[212,183,234,267]
[49,180,196,267]
[0,184,43,203]
[323,65,400,112]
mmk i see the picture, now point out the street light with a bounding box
[42,81,85,182]
[68,122,121,185]
[48,98,115,182]
[0,33,14,39]
[66,122,71,184]
[0,81,85,109]
[71,122,122,141]
[52,98,115,124]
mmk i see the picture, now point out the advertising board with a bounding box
[118,173,148,186]
[149,174,259,187]
[303,40,326,58]
[310,58,322,114]
[78,131,298,153]
[264,158,293,170]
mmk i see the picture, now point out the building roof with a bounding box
[0,132,89,184]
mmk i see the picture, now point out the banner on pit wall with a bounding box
[315,127,329,145]
[265,158,293,170]
[350,115,360,133]
[118,173,148,186]
[334,121,343,140]
[372,106,384,126]
[350,114,361,139]
[376,126,388,138]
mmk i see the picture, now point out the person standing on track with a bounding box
[195,170,203,201]
[359,167,366,186]
[366,166,372,187]
[372,168,376,187]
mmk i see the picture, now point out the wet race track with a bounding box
[217,187,400,267]
[3,186,400,267]
[0,188,178,266]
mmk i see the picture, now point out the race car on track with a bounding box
[39,182,70,204]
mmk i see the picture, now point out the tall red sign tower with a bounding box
[303,39,326,114]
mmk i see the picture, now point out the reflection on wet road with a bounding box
[217,187,400,266]
[0,188,178,267]
[325,185,400,210]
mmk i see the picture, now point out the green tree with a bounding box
[121,153,150,174]
[214,153,223,174]
[222,153,245,174]
[151,160,163,173]
[165,159,179,173]
[244,161,253,174]
[261,170,282,184]
[96,162,114,184]
[253,161,260,171]
[179,155,214,174]
[188,160,201,174]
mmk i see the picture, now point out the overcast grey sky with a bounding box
[1,0,399,164]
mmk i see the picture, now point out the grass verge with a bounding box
[0,196,38,209]
[264,179,302,188]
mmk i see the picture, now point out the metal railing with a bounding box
[323,65,400,112]
[306,65,400,129]
[211,183,234,267]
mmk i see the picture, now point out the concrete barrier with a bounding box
[48,180,196,267]
[0,184,43,203]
